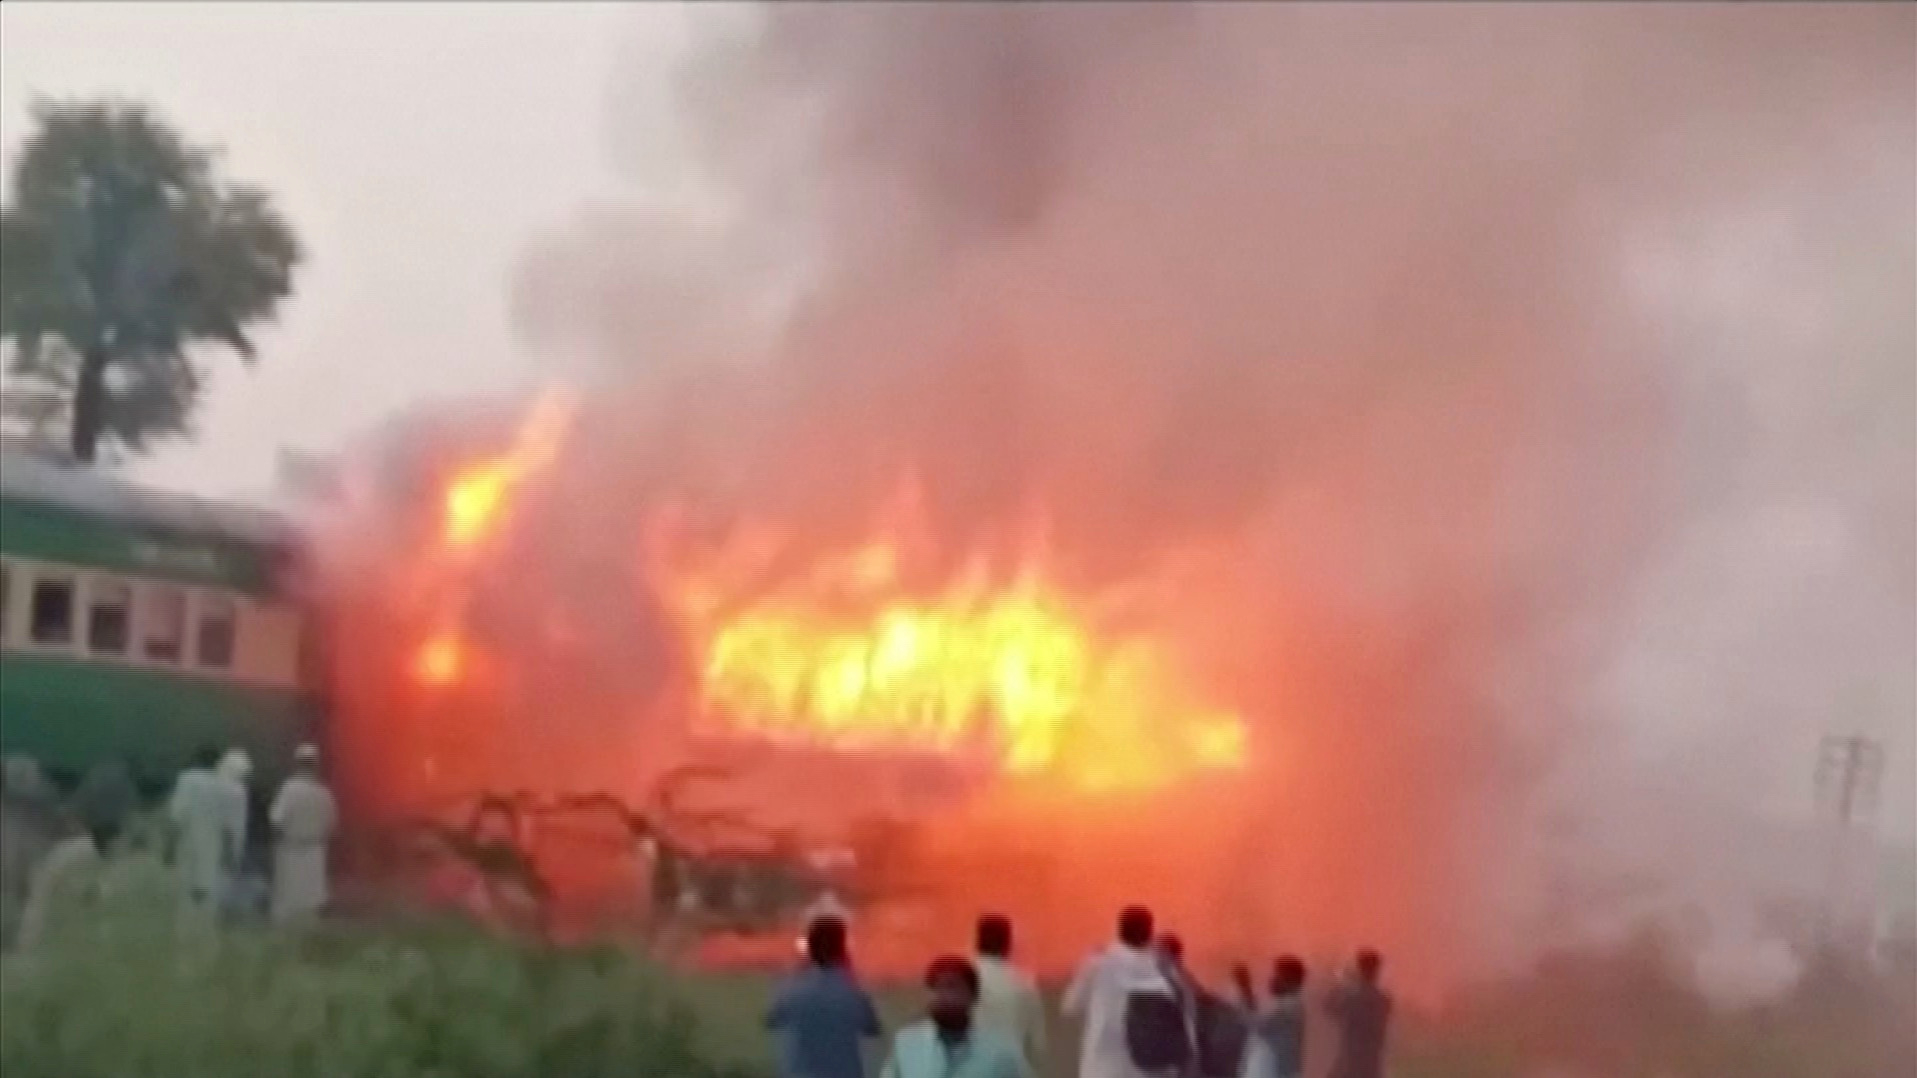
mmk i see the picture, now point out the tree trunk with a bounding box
[69,347,110,463]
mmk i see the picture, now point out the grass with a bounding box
[1,851,757,1078]
[643,941,1917,1078]
[2,845,1911,1078]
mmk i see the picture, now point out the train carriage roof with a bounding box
[0,447,296,550]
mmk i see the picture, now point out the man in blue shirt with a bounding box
[768,917,884,1078]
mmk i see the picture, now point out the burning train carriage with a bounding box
[0,450,318,798]
[0,396,1263,971]
[303,391,1262,967]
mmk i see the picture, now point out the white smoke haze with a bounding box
[489,3,1914,995]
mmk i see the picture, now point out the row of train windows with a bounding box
[0,560,238,670]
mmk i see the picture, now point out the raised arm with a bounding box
[1230,964,1257,1012]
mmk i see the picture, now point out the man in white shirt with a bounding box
[1063,906,1179,1078]
[167,746,242,916]
[269,744,338,925]
[973,914,1047,1073]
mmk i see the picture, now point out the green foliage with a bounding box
[0,853,763,1078]
[0,98,301,462]
[4,848,1908,1078]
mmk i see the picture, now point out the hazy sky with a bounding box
[0,1,688,495]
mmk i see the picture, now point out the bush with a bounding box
[0,852,763,1078]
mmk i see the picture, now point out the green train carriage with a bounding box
[0,450,320,798]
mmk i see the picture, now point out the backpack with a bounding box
[1125,989,1191,1072]
[1125,962,1195,1074]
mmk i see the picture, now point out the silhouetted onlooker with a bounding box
[1232,956,1306,1078]
[1065,906,1183,1078]
[1323,949,1391,1078]
[974,913,1047,1071]
[767,916,883,1078]
[879,955,1026,1078]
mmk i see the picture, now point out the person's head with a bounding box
[976,914,1013,959]
[293,743,321,776]
[1272,956,1306,996]
[924,955,981,1034]
[219,749,254,784]
[1118,906,1156,948]
[1157,933,1186,965]
[193,745,221,771]
[806,916,849,968]
[1354,949,1383,984]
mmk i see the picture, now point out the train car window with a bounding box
[142,586,186,664]
[87,579,133,655]
[29,576,76,646]
[196,597,238,669]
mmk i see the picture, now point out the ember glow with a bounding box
[411,633,466,687]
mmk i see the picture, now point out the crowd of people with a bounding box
[0,741,338,948]
[768,908,1393,1078]
[6,752,1394,1077]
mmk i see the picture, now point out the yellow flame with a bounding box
[411,390,577,691]
[658,536,1247,793]
[441,393,575,552]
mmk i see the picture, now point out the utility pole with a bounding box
[1813,734,1884,955]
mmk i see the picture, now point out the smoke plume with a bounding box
[478,4,1917,992]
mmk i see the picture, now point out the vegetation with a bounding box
[3,841,1909,1078]
[0,852,757,1078]
[0,98,301,462]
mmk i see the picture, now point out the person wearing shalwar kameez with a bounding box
[1063,907,1180,1078]
[167,747,248,918]
[269,744,336,925]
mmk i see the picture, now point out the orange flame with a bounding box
[650,529,1249,793]
[440,392,574,554]
[408,391,576,689]
[398,392,1246,794]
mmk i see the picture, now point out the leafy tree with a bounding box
[0,98,302,462]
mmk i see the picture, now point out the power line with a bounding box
[1813,734,1884,953]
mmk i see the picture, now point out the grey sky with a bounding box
[0,1,691,495]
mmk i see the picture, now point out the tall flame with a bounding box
[408,392,576,688]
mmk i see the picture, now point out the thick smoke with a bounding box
[500,4,1914,992]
